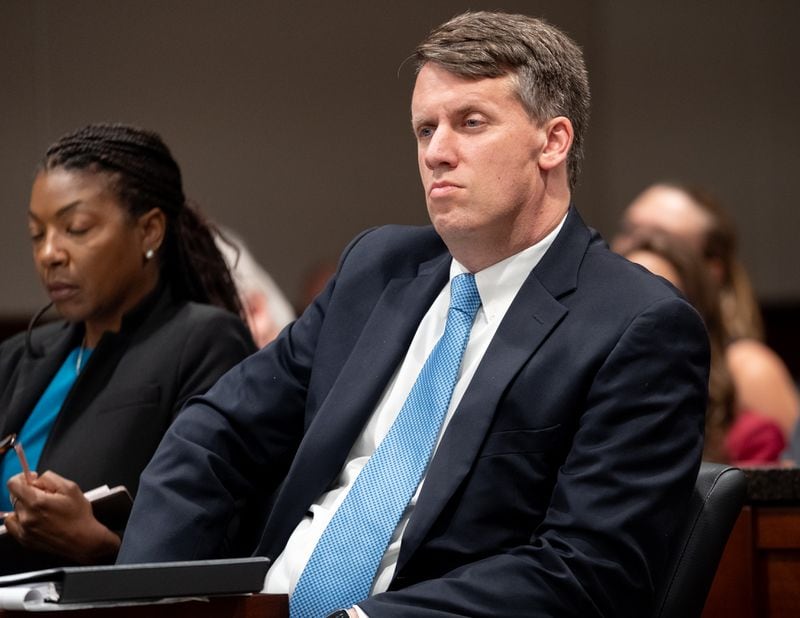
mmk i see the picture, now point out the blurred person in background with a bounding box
[616,182,799,440]
[295,257,338,316]
[616,230,785,464]
[215,226,295,347]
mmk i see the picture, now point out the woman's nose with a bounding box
[37,231,67,267]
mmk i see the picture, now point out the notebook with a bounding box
[0,557,270,607]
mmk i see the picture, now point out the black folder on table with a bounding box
[0,557,270,604]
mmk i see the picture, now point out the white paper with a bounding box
[0,589,208,611]
[0,583,51,609]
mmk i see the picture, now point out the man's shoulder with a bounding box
[583,241,684,303]
[348,224,445,257]
[537,208,685,312]
[340,225,448,276]
[567,240,703,340]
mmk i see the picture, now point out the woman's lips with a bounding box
[47,283,79,301]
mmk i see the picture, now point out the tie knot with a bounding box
[450,273,481,317]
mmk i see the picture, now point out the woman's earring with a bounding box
[145,249,155,260]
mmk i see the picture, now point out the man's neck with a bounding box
[449,202,570,273]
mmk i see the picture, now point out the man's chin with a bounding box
[431,218,480,249]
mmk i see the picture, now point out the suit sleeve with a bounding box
[359,296,709,618]
[116,230,374,563]
[116,301,325,562]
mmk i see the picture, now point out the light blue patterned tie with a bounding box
[290,273,481,618]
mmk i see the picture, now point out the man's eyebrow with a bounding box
[410,112,431,125]
[411,103,484,123]
[410,116,433,135]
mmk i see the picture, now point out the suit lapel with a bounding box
[395,274,568,569]
[259,254,451,558]
[261,209,595,562]
[396,207,592,571]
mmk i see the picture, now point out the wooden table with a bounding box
[703,467,800,618]
[0,594,287,617]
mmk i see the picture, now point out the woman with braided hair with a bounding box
[0,123,256,572]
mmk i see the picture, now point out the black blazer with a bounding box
[119,209,709,617]
[0,286,255,571]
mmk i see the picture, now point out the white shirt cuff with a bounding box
[353,605,369,618]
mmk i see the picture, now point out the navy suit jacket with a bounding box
[119,209,709,617]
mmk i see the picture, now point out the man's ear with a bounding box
[138,208,167,256]
[538,116,573,172]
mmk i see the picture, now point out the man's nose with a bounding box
[423,127,459,170]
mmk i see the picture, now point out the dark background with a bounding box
[2,1,798,373]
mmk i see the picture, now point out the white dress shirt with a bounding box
[264,217,565,607]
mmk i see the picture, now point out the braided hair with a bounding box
[40,123,244,320]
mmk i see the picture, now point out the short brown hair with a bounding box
[414,11,590,190]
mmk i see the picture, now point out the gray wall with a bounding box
[2,0,798,315]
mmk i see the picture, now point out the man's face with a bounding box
[411,63,547,251]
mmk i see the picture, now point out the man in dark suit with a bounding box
[118,11,708,617]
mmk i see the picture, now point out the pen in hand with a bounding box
[13,439,34,485]
[0,436,34,519]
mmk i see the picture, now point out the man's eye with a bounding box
[417,127,434,139]
[465,117,483,128]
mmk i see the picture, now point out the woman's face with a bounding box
[620,185,711,254]
[28,168,161,345]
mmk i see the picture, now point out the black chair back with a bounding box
[652,463,747,618]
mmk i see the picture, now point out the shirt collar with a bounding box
[449,213,567,323]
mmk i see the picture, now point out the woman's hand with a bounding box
[5,470,121,563]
